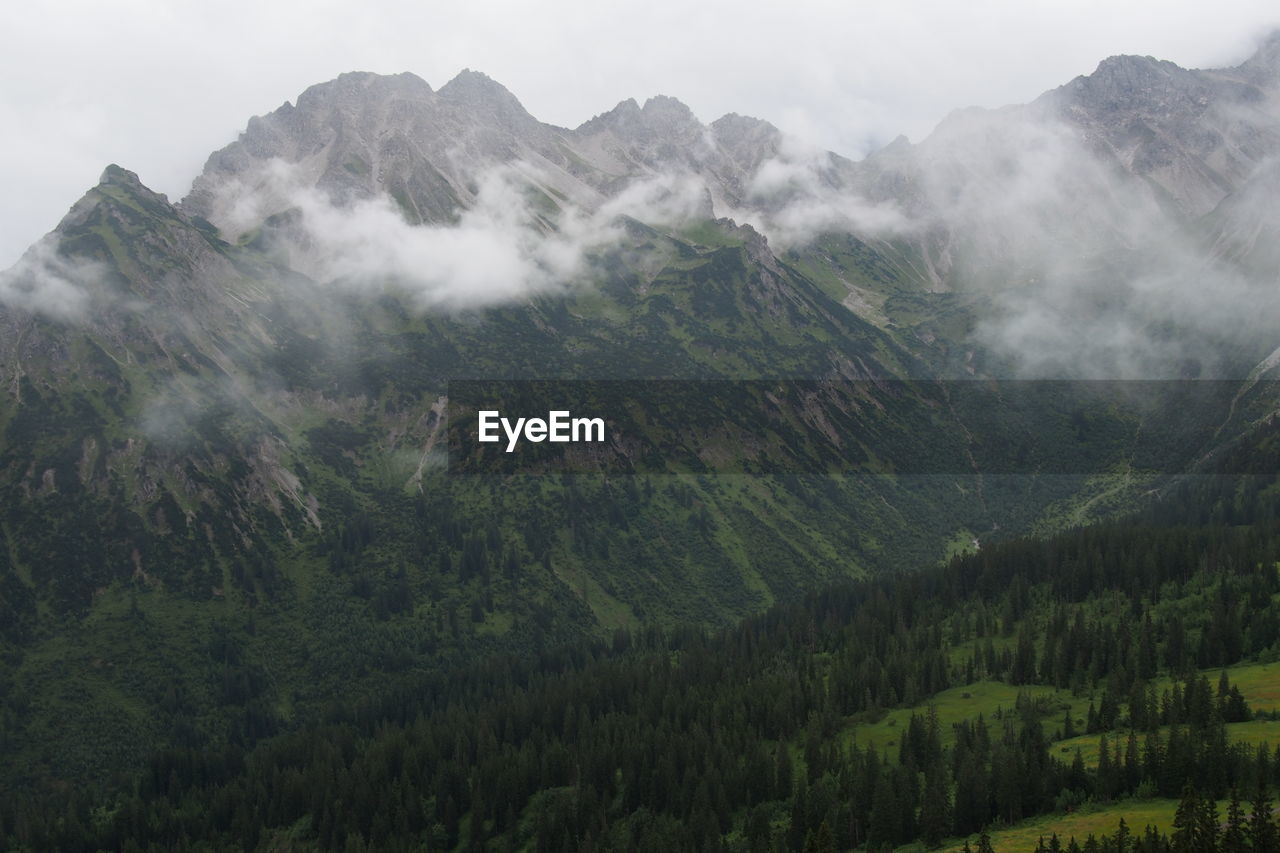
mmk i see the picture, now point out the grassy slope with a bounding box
[1054,719,1280,767]
[938,798,1184,852]
[852,659,1280,852]
[843,681,1092,756]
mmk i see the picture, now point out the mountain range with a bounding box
[3,33,1280,799]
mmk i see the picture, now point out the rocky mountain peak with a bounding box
[437,69,534,123]
[576,95,701,141]
[1237,30,1280,82]
[1092,52,1174,77]
[1060,53,1206,115]
[708,113,778,143]
[573,99,642,139]
[640,95,697,123]
[55,164,177,236]
[294,70,434,114]
[98,163,148,190]
[1015,41,1280,218]
[708,113,782,172]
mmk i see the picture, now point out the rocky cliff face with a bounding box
[21,33,1271,315]
[181,70,788,241]
[1041,36,1280,218]
[7,35,1280,384]
[852,34,1280,278]
[183,70,557,228]
[819,34,1280,380]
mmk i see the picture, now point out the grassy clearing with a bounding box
[942,529,979,561]
[1146,659,1280,712]
[937,798,1182,852]
[1053,719,1280,766]
[872,659,1280,851]
[844,681,1093,754]
[946,634,1018,669]
[1223,660,1280,711]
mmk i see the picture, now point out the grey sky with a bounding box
[1,0,1276,266]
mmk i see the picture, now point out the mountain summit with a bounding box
[181,70,785,238]
[4,38,1280,801]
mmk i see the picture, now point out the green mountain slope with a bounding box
[6,413,1280,852]
[5,43,1280,808]
[0,166,1020,791]
[5,133,1280,799]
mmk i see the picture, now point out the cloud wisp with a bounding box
[733,139,913,249]
[200,159,720,311]
[0,237,103,322]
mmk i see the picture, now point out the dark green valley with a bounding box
[4,29,1280,853]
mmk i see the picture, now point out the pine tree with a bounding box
[1225,686,1252,723]
[1223,787,1247,853]
[1198,786,1221,851]
[1249,785,1278,853]
[1137,616,1157,680]
[1171,784,1200,853]
[1097,733,1114,800]
[920,763,949,849]
[1114,817,1130,853]
[746,806,771,853]
[813,820,835,853]
[788,778,809,853]
[774,743,794,801]
[1123,731,1140,795]
[867,773,900,850]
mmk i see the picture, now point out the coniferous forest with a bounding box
[6,427,1280,851]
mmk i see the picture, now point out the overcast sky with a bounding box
[1,0,1276,266]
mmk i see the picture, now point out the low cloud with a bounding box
[916,111,1169,279]
[197,148,914,312]
[598,171,711,227]
[294,168,586,309]
[848,106,1280,379]
[747,159,911,247]
[203,160,717,311]
[188,121,1280,382]
[725,138,911,249]
[0,238,101,321]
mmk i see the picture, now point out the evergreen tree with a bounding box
[920,763,949,849]
[1114,817,1130,853]
[1249,785,1278,853]
[774,744,794,802]
[788,778,809,853]
[1198,785,1221,851]
[1171,784,1201,853]
[746,806,771,853]
[812,820,835,853]
[1224,787,1248,853]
